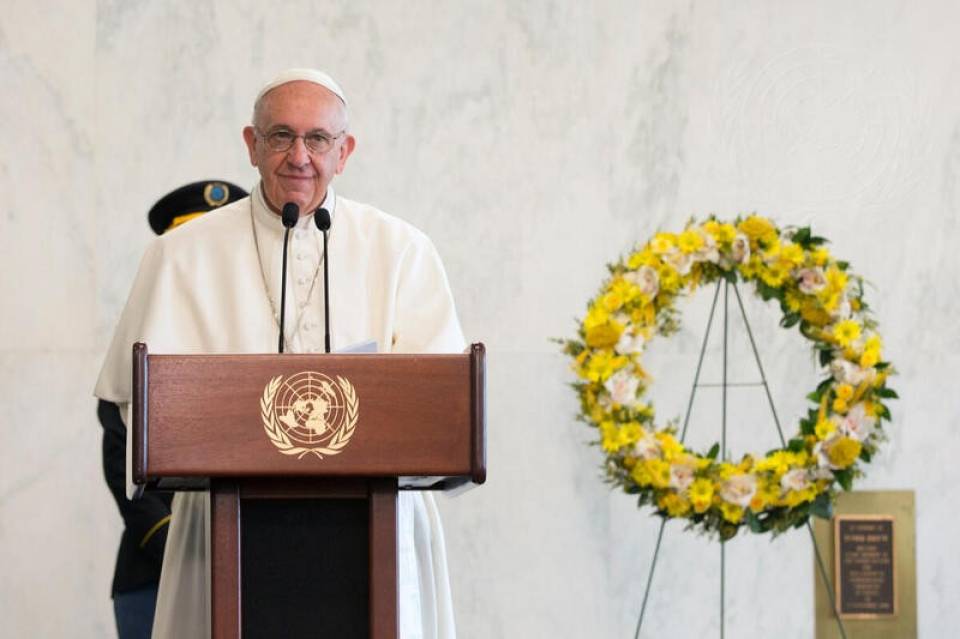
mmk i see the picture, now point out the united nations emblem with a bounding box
[260,372,359,458]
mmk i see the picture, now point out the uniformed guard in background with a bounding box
[98,180,247,639]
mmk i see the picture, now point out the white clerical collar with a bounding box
[251,182,336,231]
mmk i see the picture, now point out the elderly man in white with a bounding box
[95,69,463,639]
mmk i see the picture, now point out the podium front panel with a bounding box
[135,351,479,481]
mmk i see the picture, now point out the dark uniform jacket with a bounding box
[99,400,173,596]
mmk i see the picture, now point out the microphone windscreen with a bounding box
[314,207,331,231]
[281,202,300,228]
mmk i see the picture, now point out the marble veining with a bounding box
[1,2,959,637]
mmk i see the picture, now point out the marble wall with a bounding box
[2,1,958,637]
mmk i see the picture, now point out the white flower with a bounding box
[615,330,646,356]
[603,369,640,406]
[838,403,876,442]
[830,359,875,386]
[693,230,720,264]
[633,432,661,460]
[813,436,841,469]
[624,265,660,299]
[811,467,835,480]
[719,474,757,507]
[831,296,852,320]
[731,233,751,264]
[665,250,693,275]
[780,468,810,492]
[669,463,696,491]
[796,267,826,294]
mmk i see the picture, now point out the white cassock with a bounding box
[94,184,463,639]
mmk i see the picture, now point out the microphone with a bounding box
[314,208,331,353]
[278,202,299,353]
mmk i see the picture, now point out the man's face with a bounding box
[242,81,355,215]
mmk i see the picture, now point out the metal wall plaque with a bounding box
[834,515,896,618]
[813,490,916,639]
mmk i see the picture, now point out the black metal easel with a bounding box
[632,279,848,639]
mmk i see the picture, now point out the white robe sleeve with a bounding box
[391,232,464,639]
[391,234,466,354]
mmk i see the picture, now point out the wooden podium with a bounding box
[131,342,486,639]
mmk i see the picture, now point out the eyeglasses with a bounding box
[256,127,344,155]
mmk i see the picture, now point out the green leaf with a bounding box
[859,447,872,463]
[876,387,899,399]
[833,469,853,491]
[788,438,806,452]
[707,443,720,460]
[836,260,850,270]
[878,404,892,420]
[810,493,833,519]
[721,269,737,284]
[818,348,833,367]
[746,510,764,533]
[780,312,801,329]
[875,362,891,371]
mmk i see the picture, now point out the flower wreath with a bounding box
[561,216,896,540]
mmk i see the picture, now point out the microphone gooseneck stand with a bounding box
[314,207,332,353]
[278,202,300,353]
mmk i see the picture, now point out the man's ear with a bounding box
[242,126,258,167]
[336,134,356,174]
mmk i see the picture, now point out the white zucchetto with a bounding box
[255,68,348,107]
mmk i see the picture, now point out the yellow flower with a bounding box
[704,220,737,244]
[717,462,737,480]
[583,303,609,330]
[860,334,882,368]
[647,459,672,488]
[650,233,676,255]
[618,422,643,447]
[656,432,685,461]
[658,492,692,517]
[688,478,714,513]
[631,462,653,487]
[582,350,627,382]
[826,437,862,468]
[835,384,854,401]
[780,243,805,267]
[860,349,879,369]
[824,267,848,295]
[832,397,848,414]
[589,402,607,424]
[815,417,837,440]
[748,489,768,513]
[677,229,705,254]
[738,215,778,245]
[784,290,803,312]
[783,486,816,508]
[832,320,861,347]
[657,265,681,293]
[627,249,658,270]
[719,501,744,523]
[811,248,831,266]
[585,321,624,349]
[759,266,786,288]
[800,303,831,327]
[600,421,620,453]
[600,290,624,312]
[754,451,790,475]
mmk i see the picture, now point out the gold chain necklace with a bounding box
[250,197,333,350]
